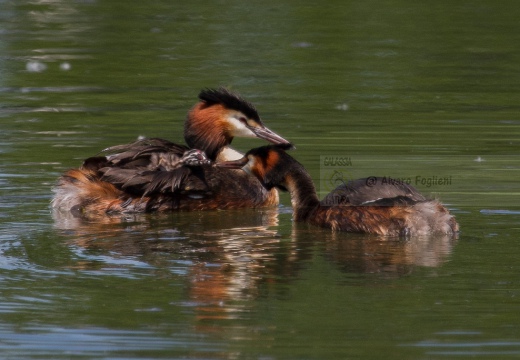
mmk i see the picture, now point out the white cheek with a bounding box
[217,147,244,161]
[228,117,256,138]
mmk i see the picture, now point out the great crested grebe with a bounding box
[218,144,459,236]
[52,88,291,215]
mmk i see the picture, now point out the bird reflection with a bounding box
[52,207,457,326]
[301,228,458,277]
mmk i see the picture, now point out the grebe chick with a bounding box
[218,145,459,236]
[52,88,291,215]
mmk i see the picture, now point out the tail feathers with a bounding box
[51,168,146,215]
[405,200,459,236]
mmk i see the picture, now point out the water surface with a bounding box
[1,1,520,358]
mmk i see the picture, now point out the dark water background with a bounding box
[1,1,520,358]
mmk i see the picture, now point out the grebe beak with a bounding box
[251,126,293,148]
[215,157,249,169]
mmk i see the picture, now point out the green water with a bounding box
[1,1,520,358]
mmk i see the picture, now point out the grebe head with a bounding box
[185,88,291,160]
[216,144,294,190]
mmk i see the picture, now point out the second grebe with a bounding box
[52,88,291,215]
[218,145,459,236]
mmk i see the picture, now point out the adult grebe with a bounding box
[52,88,291,215]
[218,144,459,236]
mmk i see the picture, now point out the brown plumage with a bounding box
[52,88,290,216]
[218,145,459,236]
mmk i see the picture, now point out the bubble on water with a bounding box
[291,41,313,48]
[335,103,349,111]
[59,62,71,71]
[26,61,47,72]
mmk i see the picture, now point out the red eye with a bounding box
[238,116,247,123]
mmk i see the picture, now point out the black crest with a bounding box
[198,88,261,122]
[245,144,296,191]
[246,143,294,158]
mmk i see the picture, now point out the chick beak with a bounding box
[215,157,249,169]
[251,126,293,147]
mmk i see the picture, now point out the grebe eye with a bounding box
[238,116,247,123]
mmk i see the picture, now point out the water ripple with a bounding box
[405,337,520,357]
[0,325,222,358]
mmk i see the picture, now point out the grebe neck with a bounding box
[284,164,320,222]
[184,103,231,161]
